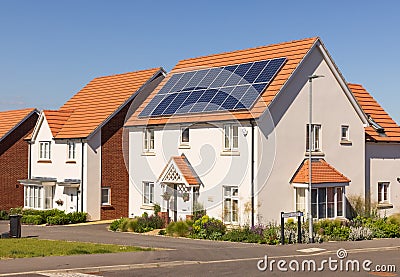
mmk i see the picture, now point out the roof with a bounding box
[50,68,163,139]
[348,83,400,142]
[125,37,319,127]
[0,108,38,141]
[291,159,350,184]
[158,154,201,186]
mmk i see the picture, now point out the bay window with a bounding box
[311,187,344,219]
[24,185,54,209]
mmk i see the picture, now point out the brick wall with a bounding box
[100,103,131,219]
[0,113,38,210]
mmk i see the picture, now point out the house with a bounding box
[0,108,39,210]
[19,68,165,220]
[124,37,371,225]
[349,83,400,216]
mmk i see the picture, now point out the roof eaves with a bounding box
[83,68,166,141]
[1,108,40,143]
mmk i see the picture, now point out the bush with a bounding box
[9,207,23,215]
[349,226,373,241]
[191,215,226,240]
[153,203,161,214]
[67,212,87,223]
[0,210,9,220]
[313,219,350,241]
[388,213,400,226]
[368,218,400,238]
[112,214,164,233]
[22,215,43,225]
[109,218,126,231]
[46,214,69,225]
[166,221,189,237]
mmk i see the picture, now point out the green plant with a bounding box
[191,215,226,239]
[158,229,166,235]
[0,210,9,220]
[109,218,126,231]
[368,218,400,238]
[193,202,206,221]
[153,203,161,214]
[67,212,87,223]
[46,214,69,225]
[9,207,23,215]
[22,215,43,225]
[166,221,189,237]
[388,213,400,226]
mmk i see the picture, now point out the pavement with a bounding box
[0,220,399,276]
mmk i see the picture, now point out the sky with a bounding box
[1,1,399,122]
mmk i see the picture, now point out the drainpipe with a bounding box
[251,119,255,228]
[28,141,32,179]
[80,139,85,212]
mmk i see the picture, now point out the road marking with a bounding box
[41,273,102,277]
[296,247,326,253]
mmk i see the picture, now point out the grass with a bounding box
[0,238,151,259]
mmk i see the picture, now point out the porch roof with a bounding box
[290,159,350,184]
[158,154,201,186]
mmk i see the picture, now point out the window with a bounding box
[311,187,344,219]
[39,141,51,160]
[341,125,349,141]
[224,125,239,151]
[223,186,239,223]
[67,141,76,160]
[143,128,154,152]
[295,188,306,213]
[101,187,111,205]
[378,182,389,203]
[306,124,321,151]
[180,127,190,145]
[24,185,54,209]
[143,182,154,205]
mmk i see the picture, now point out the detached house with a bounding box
[0,108,38,210]
[20,68,165,220]
[125,37,371,225]
[349,84,400,216]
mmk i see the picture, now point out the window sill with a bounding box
[377,203,393,209]
[101,204,113,209]
[38,160,52,163]
[304,151,325,157]
[179,144,191,149]
[140,204,154,210]
[221,150,240,156]
[340,140,352,146]
[142,152,155,156]
[66,160,76,164]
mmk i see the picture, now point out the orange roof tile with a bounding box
[125,37,318,127]
[0,108,38,141]
[291,159,350,184]
[172,154,201,185]
[53,68,163,139]
[43,110,73,137]
[348,83,400,142]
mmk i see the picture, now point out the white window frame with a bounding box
[24,185,54,209]
[341,125,349,141]
[306,124,321,152]
[223,124,239,151]
[39,141,51,160]
[143,128,154,152]
[143,182,155,205]
[223,185,239,224]
[295,188,306,213]
[311,187,345,219]
[180,127,190,145]
[378,182,390,203]
[101,187,111,206]
[67,141,76,161]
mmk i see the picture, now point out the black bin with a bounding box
[9,214,22,238]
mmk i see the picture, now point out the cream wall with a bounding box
[256,45,366,223]
[366,143,400,216]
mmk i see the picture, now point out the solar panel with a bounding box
[139,57,287,117]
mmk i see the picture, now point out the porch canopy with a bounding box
[19,177,57,186]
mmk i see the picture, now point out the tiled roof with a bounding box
[0,108,37,141]
[291,159,350,184]
[125,37,318,126]
[52,68,163,139]
[348,83,400,142]
[172,154,201,185]
[43,110,73,137]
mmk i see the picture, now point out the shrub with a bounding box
[368,218,400,238]
[191,215,226,240]
[9,207,23,215]
[109,218,126,231]
[166,221,189,237]
[22,215,43,225]
[158,229,166,235]
[349,226,373,241]
[388,213,400,226]
[153,203,161,214]
[0,210,9,220]
[46,214,69,225]
[67,212,87,223]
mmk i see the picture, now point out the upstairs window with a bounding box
[306,124,321,151]
[378,182,389,203]
[39,141,51,160]
[180,127,190,145]
[341,125,349,141]
[67,141,76,160]
[224,125,239,151]
[143,128,154,152]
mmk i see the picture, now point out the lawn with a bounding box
[0,238,151,259]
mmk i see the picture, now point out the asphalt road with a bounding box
[0,221,399,276]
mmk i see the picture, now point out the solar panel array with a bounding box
[139,57,286,117]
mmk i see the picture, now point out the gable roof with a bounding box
[0,108,38,142]
[348,83,400,142]
[125,37,320,127]
[291,159,350,184]
[40,68,163,139]
[158,154,201,186]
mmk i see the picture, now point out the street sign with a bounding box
[282,211,303,218]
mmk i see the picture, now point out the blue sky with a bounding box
[1,1,399,122]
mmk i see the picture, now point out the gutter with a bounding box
[251,119,255,227]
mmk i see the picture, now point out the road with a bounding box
[0,221,399,276]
